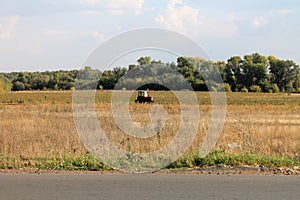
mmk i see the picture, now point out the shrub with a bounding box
[224,83,232,92]
[272,84,280,93]
[209,86,217,92]
[249,85,262,92]
[0,76,12,92]
[241,87,248,93]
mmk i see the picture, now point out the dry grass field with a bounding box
[0,91,299,169]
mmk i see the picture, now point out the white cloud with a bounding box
[42,29,73,43]
[155,0,238,38]
[0,15,20,39]
[43,29,69,37]
[170,0,183,7]
[80,0,98,5]
[92,31,106,42]
[227,13,244,22]
[80,10,102,15]
[268,9,293,16]
[251,17,268,28]
[155,0,199,33]
[80,0,144,15]
[277,9,293,15]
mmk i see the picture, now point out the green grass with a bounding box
[0,153,110,171]
[167,150,300,169]
[0,90,299,105]
[1,150,299,171]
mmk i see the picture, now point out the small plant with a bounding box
[241,87,248,92]
[209,86,217,92]
[224,83,232,92]
[272,84,280,93]
[249,85,262,92]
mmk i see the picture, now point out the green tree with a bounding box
[215,61,226,81]
[224,56,243,91]
[113,67,127,82]
[137,56,151,66]
[269,56,300,92]
[176,57,197,83]
[128,64,137,70]
[240,53,268,90]
[99,70,115,89]
[13,81,25,91]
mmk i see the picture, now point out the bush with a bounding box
[249,85,262,92]
[0,76,12,92]
[241,87,248,92]
[209,86,217,92]
[272,84,280,93]
[224,83,232,92]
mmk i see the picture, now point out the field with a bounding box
[0,91,300,170]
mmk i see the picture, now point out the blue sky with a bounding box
[0,0,299,72]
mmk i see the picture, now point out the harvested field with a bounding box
[0,91,299,169]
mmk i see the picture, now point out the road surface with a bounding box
[0,173,299,200]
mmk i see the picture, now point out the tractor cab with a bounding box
[138,90,148,97]
[135,90,154,103]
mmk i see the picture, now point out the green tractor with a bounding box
[135,90,154,103]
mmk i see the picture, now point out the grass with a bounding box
[1,150,298,171]
[1,90,299,105]
[0,152,109,171]
[167,150,300,169]
[0,90,300,171]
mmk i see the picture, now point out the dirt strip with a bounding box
[1,166,299,175]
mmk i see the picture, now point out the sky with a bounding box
[0,0,299,72]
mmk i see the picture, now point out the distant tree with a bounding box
[128,64,137,70]
[113,67,127,82]
[77,66,101,80]
[240,53,268,90]
[2,53,300,93]
[176,57,197,83]
[167,62,177,70]
[224,56,243,91]
[13,81,25,91]
[58,74,74,90]
[99,70,115,89]
[150,59,163,64]
[215,61,226,81]
[137,56,151,66]
[269,56,300,92]
[75,67,100,90]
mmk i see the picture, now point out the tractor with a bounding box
[135,90,154,103]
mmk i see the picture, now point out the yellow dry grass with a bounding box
[0,91,299,161]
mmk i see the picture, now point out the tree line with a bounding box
[0,53,299,93]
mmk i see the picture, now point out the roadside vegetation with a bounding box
[1,150,299,171]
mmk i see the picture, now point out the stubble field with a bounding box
[0,91,299,170]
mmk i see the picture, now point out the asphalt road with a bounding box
[0,173,299,200]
